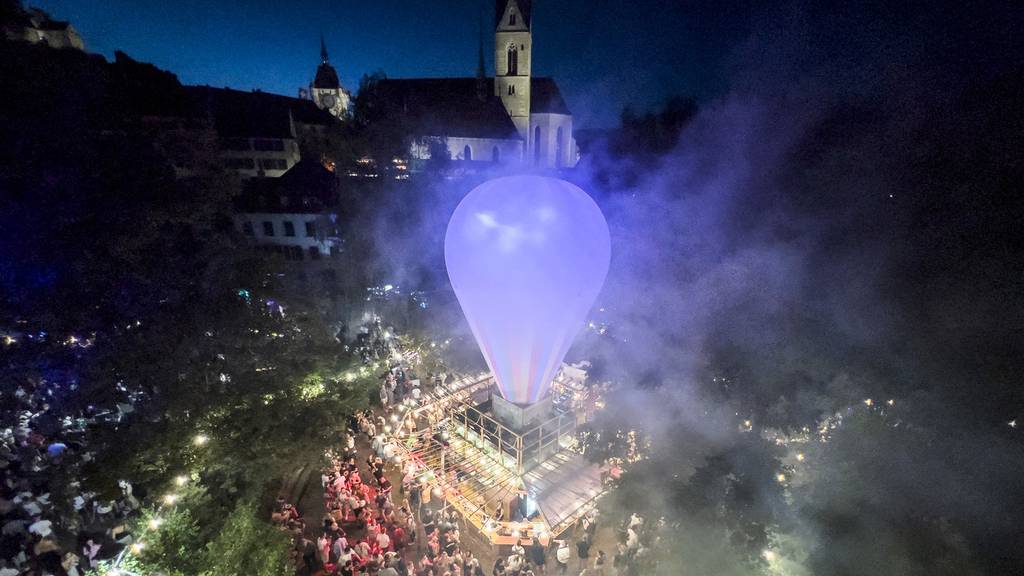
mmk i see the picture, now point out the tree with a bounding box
[202,500,293,576]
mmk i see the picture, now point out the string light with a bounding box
[163,493,178,505]
[193,434,209,446]
[864,398,873,407]
[174,475,188,486]
[796,453,805,462]
[148,518,163,530]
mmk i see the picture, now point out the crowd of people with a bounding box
[273,420,489,576]
[0,376,142,575]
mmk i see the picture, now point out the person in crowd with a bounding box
[529,536,547,574]
[576,534,591,571]
[555,540,571,574]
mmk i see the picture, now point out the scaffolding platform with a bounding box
[389,377,605,548]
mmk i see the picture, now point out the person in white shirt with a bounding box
[506,552,524,573]
[556,540,571,574]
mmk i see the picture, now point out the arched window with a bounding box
[556,126,564,168]
[492,146,500,162]
[533,126,541,165]
[463,145,472,161]
[507,45,518,76]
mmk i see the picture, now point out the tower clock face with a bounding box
[322,94,336,109]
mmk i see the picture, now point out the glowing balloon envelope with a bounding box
[445,175,610,404]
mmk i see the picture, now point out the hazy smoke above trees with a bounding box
[358,1,1023,573]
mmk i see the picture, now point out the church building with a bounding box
[307,35,351,118]
[312,0,576,169]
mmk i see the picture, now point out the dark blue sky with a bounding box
[36,0,764,127]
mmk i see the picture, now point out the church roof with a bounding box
[184,86,336,139]
[372,78,523,140]
[495,0,532,28]
[235,159,341,213]
[314,62,340,89]
[530,77,570,115]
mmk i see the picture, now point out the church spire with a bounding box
[320,32,329,64]
[476,6,487,101]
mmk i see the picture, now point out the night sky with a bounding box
[34,0,765,128]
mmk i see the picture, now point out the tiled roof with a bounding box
[313,62,340,89]
[235,159,341,213]
[530,77,570,115]
[184,86,336,139]
[495,0,532,28]
[372,78,523,140]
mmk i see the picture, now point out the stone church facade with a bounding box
[310,0,576,169]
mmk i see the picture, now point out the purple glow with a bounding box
[445,176,611,404]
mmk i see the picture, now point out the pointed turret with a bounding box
[476,10,487,101]
[311,33,349,117]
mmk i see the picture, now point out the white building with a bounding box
[362,0,577,170]
[185,86,337,178]
[2,6,84,50]
[233,159,345,260]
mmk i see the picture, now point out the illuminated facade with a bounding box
[309,35,351,118]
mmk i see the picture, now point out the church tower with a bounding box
[494,0,532,142]
[311,34,350,118]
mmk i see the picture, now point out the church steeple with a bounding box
[494,0,532,141]
[476,10,487,101]
[311,32,349,117]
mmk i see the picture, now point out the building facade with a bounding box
[185,86,337,178]
[233,159,345,259]
[2,6,84,50]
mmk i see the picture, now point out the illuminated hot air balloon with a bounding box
[444,175,611,404]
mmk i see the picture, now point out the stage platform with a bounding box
[387,374,605,547]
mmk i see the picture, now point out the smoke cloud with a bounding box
[355,1,1023,572]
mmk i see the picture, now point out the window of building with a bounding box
[508,84,515,96]
[534,126,541,165]
[222,137,250,151]
[509,12,516,26]
[507,45,518,76]
[464,145,472,161]
[242,221,254,236]
[225,157,255,169]
[556,126,564,168]
[253,139,285,151]
[262,221,274,236]
[261,158,288,171]
[283,221,295,237]
[279,246,302,261]
[305,221,316,237]
[492,146,500,162]
[308,246,321,260]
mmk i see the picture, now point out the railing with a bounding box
[451,397,581,475]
